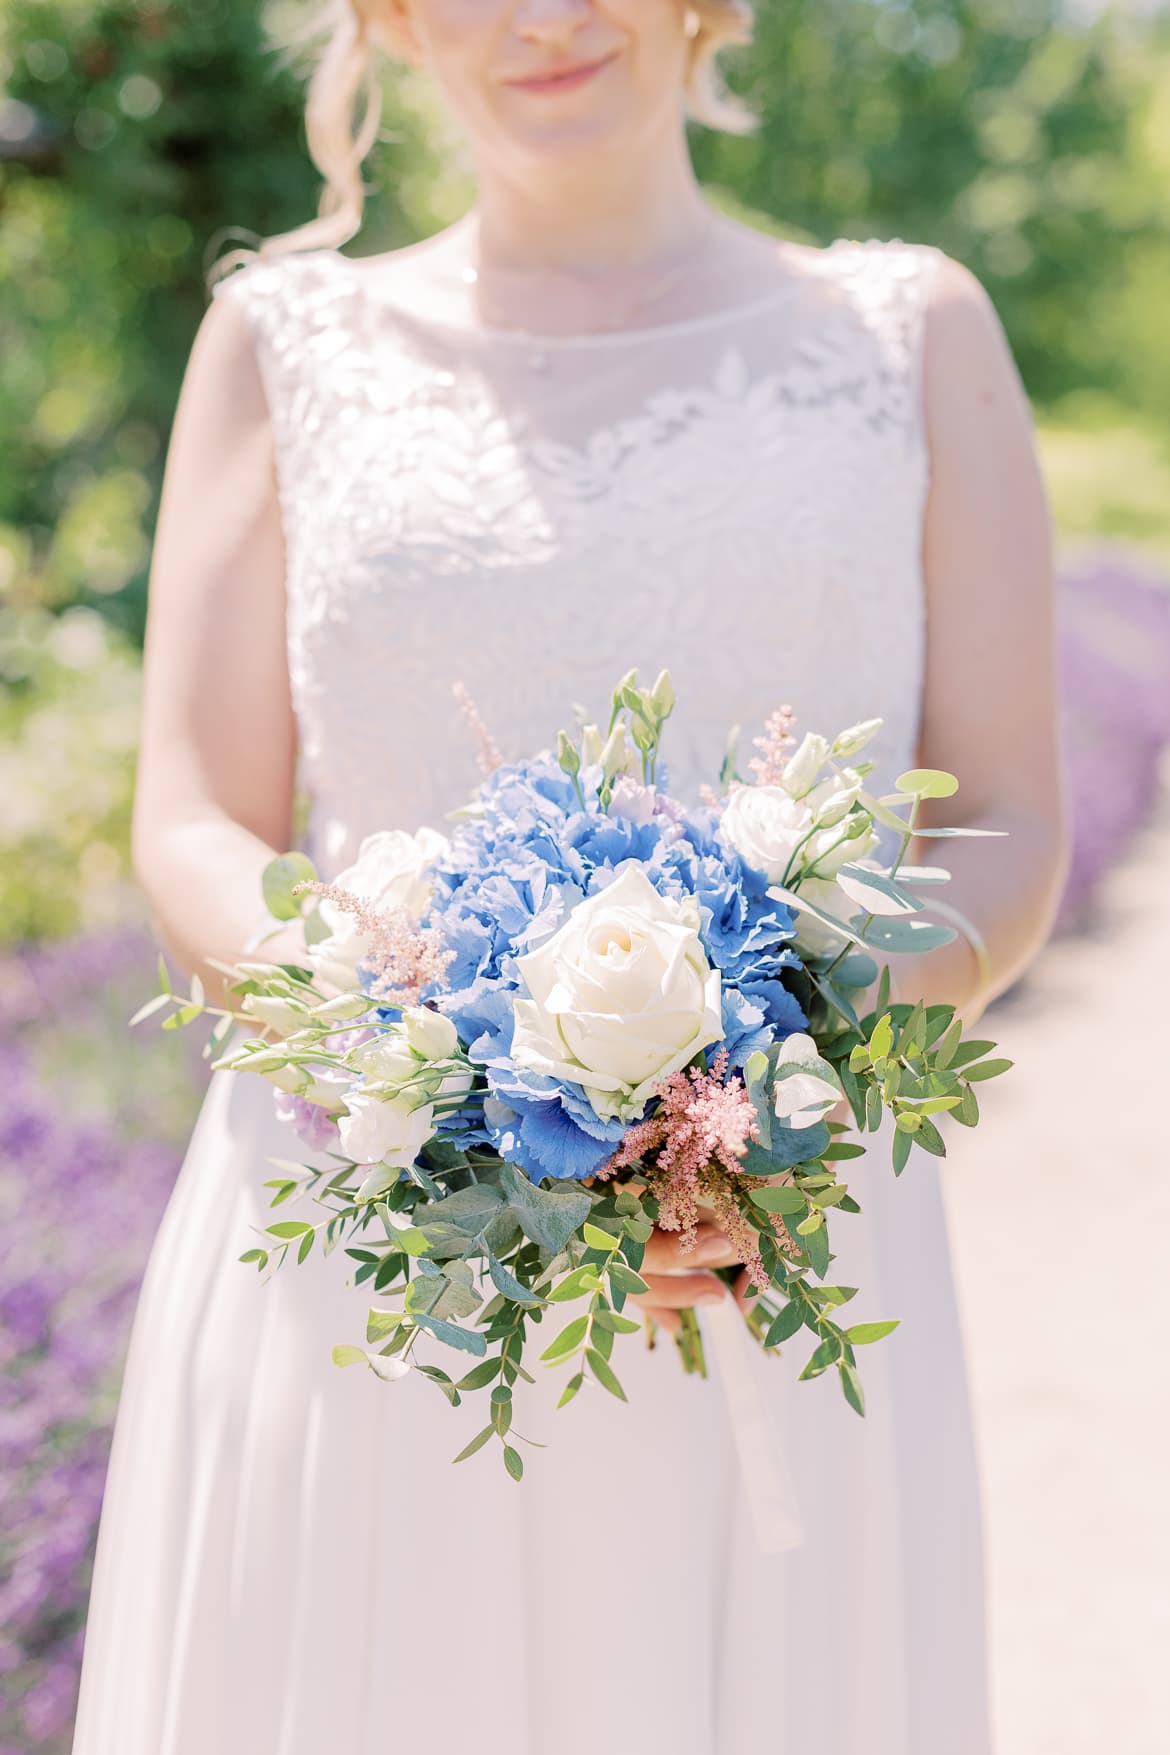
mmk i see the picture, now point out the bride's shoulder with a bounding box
[206,245,357,335]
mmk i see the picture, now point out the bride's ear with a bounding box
[368,0,424,67]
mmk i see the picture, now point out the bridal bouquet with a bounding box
[140,671,1010,1478]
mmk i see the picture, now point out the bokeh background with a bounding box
[2,2,1169,1750]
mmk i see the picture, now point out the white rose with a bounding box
[337,1090,435,1167]
[773,1033,841,1130]
[719,784,814,884]
[510,862,723,1122]
[308,827,448,991]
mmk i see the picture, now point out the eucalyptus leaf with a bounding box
[913,826,1008,840]
[895,767,959,800]
[500,1162,592,1254]
[586,1349,627,1402]
[835,864,923,918]
[804,1223,831,1280]
[410,1313,488,1355]
[557,1372,585,1409]
[963,1058,1014,1083]
[331,1344,367,1368]
[262,851,319,921]
[764,1301,805,1347]
[862,917,959,954]
[845,1319,901,1345]
[799,1336,843,1379]
[750,1185,806,1216]
[839,1360,866,1416]
[452,1424,496,1464]
[766,884,868,950]
[128,992,173,1028]
[546,1266,605,1302]
[484,1248,545,1306]
[832,952,880,991]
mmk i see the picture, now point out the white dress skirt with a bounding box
[72,235,993,1753]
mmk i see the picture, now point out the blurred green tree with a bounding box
[0,0,443,643]
[695,0,1166,406]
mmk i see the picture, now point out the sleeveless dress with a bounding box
[71,238,992,1755]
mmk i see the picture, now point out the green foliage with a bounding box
[0,0,450,641]
[0,606,139,944]
[697,2,1169,409]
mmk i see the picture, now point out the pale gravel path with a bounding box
[942,767,1170,1755]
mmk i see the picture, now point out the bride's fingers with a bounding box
[642,1223,741,1274]
[632,1269,728,1310]
[641,1305,682,1336]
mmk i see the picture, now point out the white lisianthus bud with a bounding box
[599,723,631,782]
[781,733,831,800]
[831,718,883,760]
[807,769,865,830]
[259,1060,310,1096]
[311,991,374,1023]
[510,862,723,1123]
[337,1090,435,1168]
[240,993,312,1036]
[402,1006,459,1061]
[580,723,604,765]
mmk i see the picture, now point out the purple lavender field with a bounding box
[0,934,206,1753]
[1,557,1168,1752]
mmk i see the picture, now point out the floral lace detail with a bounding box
[212,238,943,874]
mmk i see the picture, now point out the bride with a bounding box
[73,3,1068,1751]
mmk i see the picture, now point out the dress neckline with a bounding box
[328,237,865,352]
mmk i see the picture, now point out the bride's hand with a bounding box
[630,1222,740,1336]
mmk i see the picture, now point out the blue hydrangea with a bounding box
[421,756,806,1182]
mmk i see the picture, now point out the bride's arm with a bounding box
[884,255,1071,1025]
[131,290,303,1007]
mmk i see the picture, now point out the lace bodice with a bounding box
[212,237,942,876]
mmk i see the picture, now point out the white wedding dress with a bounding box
[72,237,991,1754]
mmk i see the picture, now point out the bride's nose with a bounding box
[512,0,593,42]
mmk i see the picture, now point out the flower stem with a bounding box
[675,1307,708,1378]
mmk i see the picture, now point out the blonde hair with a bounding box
[261,0,755,259]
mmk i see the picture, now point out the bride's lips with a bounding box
[502,50,619,97]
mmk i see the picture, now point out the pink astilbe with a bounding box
[453,680,503,776]
[748,704,797,786]
[293,881,453,1007]
[603,1049,778,1289]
